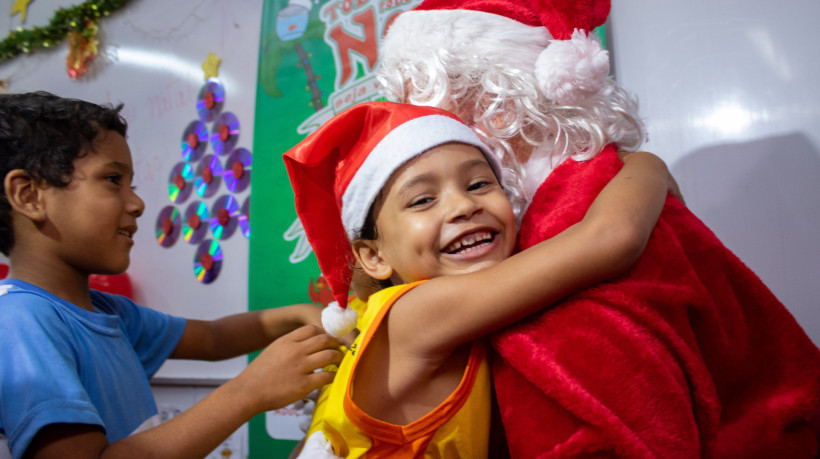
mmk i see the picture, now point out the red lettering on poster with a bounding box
[327,9,378,86]
[323,2,340,21]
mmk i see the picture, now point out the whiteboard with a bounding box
[0,0,263,380]
[609,1,820,345]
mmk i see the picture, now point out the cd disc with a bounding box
[180,120,208,162]
[194,154,224,198]
[210,111,240,156]
[238,196,250,239]
[209,195,240,240]
[193,239,222,284]
[196,80,225,123]
[182,201,210,244]
[155,205,181,247]
[167,162,195,203]
[224,148,252,193]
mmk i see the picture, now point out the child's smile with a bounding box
[116,226,137,245]
[442,230,497,255]
[368,143,516,283]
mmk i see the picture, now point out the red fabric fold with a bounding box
[491,146,820,458]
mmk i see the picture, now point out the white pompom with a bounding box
[535,29,610,105]
[321,301,358,337]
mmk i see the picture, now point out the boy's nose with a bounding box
[129,190,145,217]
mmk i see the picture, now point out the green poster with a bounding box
[249,0,422,456]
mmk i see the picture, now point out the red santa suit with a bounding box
[378,1,820,457]
[490,145,820,458]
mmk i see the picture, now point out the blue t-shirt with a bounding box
[0,279,186,458]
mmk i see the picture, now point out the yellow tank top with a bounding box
[306,282,491,458]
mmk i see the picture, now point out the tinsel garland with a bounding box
[0,0,130,63]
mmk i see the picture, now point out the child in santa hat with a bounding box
[284,101,672,457]
[379,0,820,457]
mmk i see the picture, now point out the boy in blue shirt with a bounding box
[0,91,343,459]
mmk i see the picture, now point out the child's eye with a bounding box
[105,175,122,185]
[408,196,433,208]
[468,180,491,191]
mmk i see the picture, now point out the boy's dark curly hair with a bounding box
[0,91,128,256]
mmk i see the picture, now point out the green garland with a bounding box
[0,0,130,62]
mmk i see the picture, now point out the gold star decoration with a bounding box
[201,52,221,81]
[11,0,34,24]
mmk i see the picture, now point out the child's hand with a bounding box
[234,325,343,412]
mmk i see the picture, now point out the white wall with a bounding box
[609,1,820,345]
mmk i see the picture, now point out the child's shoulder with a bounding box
[0,282,73,349]
[0,281,130,329]
[0,280,61,319]
[359,281,426,329]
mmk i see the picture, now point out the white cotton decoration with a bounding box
[321,301,358,337]
[535,29,610,105]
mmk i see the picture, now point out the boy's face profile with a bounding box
[39,130,144,276]
[358,143,515,284]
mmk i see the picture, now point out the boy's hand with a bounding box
[234,325,343,412]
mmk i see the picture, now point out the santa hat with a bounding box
[381,0,611,105]
[284,101,499,337]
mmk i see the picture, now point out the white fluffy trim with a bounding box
[535,29,610,105]
[380,9,551,73]
[321,301,358,337]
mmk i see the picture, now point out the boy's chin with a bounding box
[93,262,130,277]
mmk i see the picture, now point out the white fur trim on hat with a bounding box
[322,301,358,337]
[381,10,551,74]
[535,29,610,105]
[340,114,496,239]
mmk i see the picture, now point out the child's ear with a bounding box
[352,239,393,281]
[4,170,47,222]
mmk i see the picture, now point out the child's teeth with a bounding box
[447,232,493,253]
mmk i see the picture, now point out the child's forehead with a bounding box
[393,142,494,177]
[384,143,493,190]
[80,130,134,164]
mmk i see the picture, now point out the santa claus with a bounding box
[378,0,820,457]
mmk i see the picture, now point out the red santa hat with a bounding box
[381,0,611,105]
[284,101,499,337]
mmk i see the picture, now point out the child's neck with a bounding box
[9,264,94,312]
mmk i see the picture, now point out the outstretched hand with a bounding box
[234,325,343,413]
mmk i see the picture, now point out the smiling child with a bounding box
[0,91,343,459]
[284,101,673,457]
